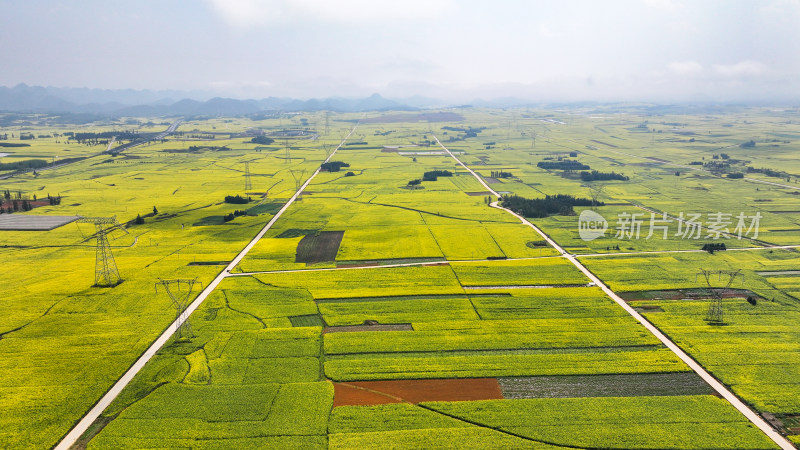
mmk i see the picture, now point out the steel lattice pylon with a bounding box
[695,269,743,324]
[78,216,127,287]
[155,278,201,339]
[244,161,252,191]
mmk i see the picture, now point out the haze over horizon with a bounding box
[2,0,800,103]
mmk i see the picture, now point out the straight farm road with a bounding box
[432,134,796,450]
[54,124,359,450]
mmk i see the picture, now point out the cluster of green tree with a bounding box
[187,146,228,152]
[344,171,356,177]
[0,159,49,171]
[0,142,30,147]
[19,133,35,140]
[727,173,744,179]
[501,194,599,218]
[490,171,513,178]
[703,161,730,172]
[442,126,486,133]
[223,209,248,222]
[47,194,62,205]
[569,152,579,157]
[224,194,251,204]
[442,126,486,139]
[537,160,591,171]
[321,161,350,172]
[423,170,453,181]
[3,190,21,200]
[345,141,368,146]
[250,135,274,145]
[702,242,727,253]
[407,179,422,187]
[579,170,629,182]
[740,140,756,148]
[746,167,787,178]
[688,161,703,165]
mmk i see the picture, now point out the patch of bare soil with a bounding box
[333,378,503,407]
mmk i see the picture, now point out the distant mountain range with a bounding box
[0,84,424,116]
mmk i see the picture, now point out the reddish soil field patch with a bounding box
[483,177,500,184]
[333,378,502,407]
[465,191,493,196]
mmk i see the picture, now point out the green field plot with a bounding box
[335,225,443,261]
[90,383,331,449]
[319,297,478,326]
[451,258,588,286]
[325,347,687,381]
[471,287,628,319]
[422,396,778,449]
[324,316,659,355]
[252,264,465,299]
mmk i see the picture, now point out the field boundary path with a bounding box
[431,134,795,450]
[55,124,358,450]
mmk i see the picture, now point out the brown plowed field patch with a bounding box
[333,378,502,407]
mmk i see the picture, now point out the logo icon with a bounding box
[579,210,608,241]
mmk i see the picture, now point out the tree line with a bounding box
[579,170,629,182]
[537,160,591,171]
[501,194,599,218]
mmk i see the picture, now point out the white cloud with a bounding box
[538,24,563,39]
[643,0,682,11]
[712,60,768,78]
[667,60,704,76]
[207,0,454,28]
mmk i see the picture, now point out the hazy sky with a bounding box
[2,0,799,102]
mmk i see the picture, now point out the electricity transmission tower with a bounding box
[324,111,330,136]
[283,138,291,163]
[695,269,743,324]
[244,161,252,191]
[290,169,306,200]
[155,278,201,339]
[78,216,129,287]
[322,143,333,159]
[588,184,605,210]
